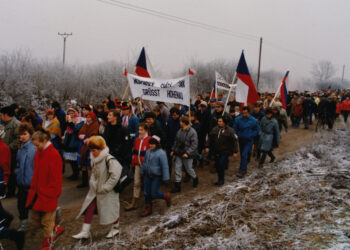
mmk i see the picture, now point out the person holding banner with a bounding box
[170,116,198,193]
[233,107,260,178]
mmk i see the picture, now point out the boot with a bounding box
[68,162,79,180]
[41,237,51,250]
[72,223,91,239]
[236,169,246,178]
[125,197,138,211]
[9,230,25,250]
[214,180,224,186]
[270,155,276,163]
[170,182,181,193]
[106,223,119,239]
[183,173,191,183]
[163,193,171,207]
[77,171,88,188]
[52,224,65,242]
[17,219,28,232]
[192,177,198,188]
[141,204,152,217]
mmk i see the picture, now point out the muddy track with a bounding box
[1,122,346,249]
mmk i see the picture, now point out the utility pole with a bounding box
[256,37,263,90]
[58,32,73,65]
[342,64,345,82]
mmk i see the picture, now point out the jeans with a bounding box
[238,138,253,172]
[214,153,229,182]
[174,157,196,182]
[17,186,29,220]
[144,175,164,204]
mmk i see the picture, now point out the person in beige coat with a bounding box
[72,136,122,240]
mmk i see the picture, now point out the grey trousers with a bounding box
[174,157,196,182]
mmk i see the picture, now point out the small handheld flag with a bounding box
[188,68,196,76]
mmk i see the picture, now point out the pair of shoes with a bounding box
[163,193,171,207]
[140,204,152,217]
[170,182,181,193]
[125,197,138,211]
[270,156,276,163]
[192,177,198,188]
[106,224,119,239]
[214,180,224,186]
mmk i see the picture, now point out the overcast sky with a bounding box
[1,0,349,86]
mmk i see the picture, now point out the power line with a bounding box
[97,0,258,42]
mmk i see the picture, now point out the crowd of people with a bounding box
[0,89,349,249]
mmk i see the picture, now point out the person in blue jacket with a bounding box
[233,106,260,178]
[140,136,171,217]
[15,123,36,232]
[121,102,140,141]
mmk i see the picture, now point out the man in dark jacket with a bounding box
[52,101,67,135]
[302,95,316,129]
[103,109,131,166]
[233,107,260,178]
[318,96,337,130]
[144,112,166,148]
[205,116,238,186]
[210,101,233,131]
[170,116,198,193]
[165,108,181,175]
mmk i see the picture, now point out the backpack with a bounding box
[106,156,133,193]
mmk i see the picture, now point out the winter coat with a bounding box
[258,117,281,152]
[16,140,36,187]
[131,135,151,166]
[149,122,166,148]
[165,117,181,152]
[336,103,342,114]
[302,99,315,116]
[141,148,169,181]
[318,100,336,118]
[196,108,211,138]
[341,99,350,111]
[2,117,20,151]
[251,110,265,123]
[0,138,11,184]
[210,111,233,131]
[207,125,238,155]
[121,114,140,139]
[55,108,66,134]
[103,123,132,166]
[63,121,84,152]
[172,126,198,158]
[292,104,303,117]
[43,117,61,149]
[78,120,99,166]
[233,115,260,141]
[26,143,62,212]
[76,148,122,225]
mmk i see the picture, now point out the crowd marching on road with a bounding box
[0,89,349,249]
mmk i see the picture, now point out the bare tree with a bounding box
[311,61,336,82]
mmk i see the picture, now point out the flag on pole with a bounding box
[280,71,289,110]
[135,47,151,78]
[123,66,128,76]
[188,68,196,76]
[211,81,216,98]
[235,51,259,104]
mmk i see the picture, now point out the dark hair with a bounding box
[22,112,41,131]
[149,138,161,148]
[17,108,27,119]
[144,112,156,120]
[51,101,60,109]
[100,112,108,122]
[180,116,190,125]
[0,106,15,117]
[218,116,227,124]
[9,103,19,110]
[108,109,120,119]
[82,104,92,111]
[170,107,180,115]
[138,122,149,131]
[265,108,273,115]
[242,107,249,112]
[18,123,35,136]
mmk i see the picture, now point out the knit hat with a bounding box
[0,124,5,139]
[87,111,97,121]
[46,109,55,115]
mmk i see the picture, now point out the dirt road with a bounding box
[0,123,325,249]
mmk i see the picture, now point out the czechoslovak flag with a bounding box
[135,47,151,78]
[235,51,259,104]
[188,68,196,76]
[280,71,289,110]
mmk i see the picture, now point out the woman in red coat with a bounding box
[26,130,64,250]
[125,123,150,211]
[341,96,350,122]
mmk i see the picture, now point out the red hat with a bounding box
[121,102,130,110]
[87,111,96,121]
[46,109,55,115]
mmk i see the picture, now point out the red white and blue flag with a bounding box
[188,68,196,76]
[123,66,128,76]
[211,81,216,98]
[280,71,289,110]
[135,47,151,78]
[235,51,259,104]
